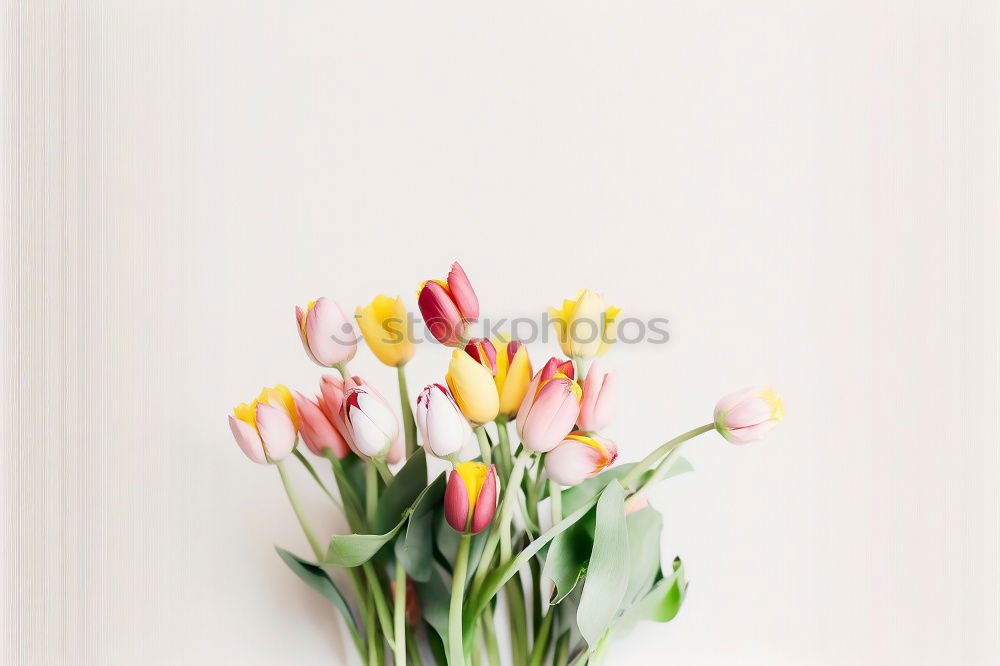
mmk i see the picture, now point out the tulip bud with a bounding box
[548,289,620,360]
[295,297,359,367]
[444,462,498,533]
[416,383,473,459]
[417,262,479,346]
[291,390,351,459]
[544,432,618,487]
[446,348,500,425]
[516,357,583,453]
[356,295,416,367]
[229,385,299,464]
[577,361,617,432]
[340,377,400,459]
[493,336,532,418]
[713,387,785,444]
[465,338,498,376]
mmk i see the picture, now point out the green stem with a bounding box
[550,481,562,525]
[394,559,407,666]
[527,607,554,666]
[553,632,570,666]
[474,425,491,466]
[494,418,513,482]
[481,606,501,666]
[449,534,472,666]
[325,449,366,533]
[373,456,394,484]
[335,361,352,379]
[365,462,378,527]
[363,561,396,652]
[407,630,424,666]
[619,423,715,490]
[504,575,529,665]
[275,460,323,560]
[472,450,531,591]
[397,364,418,457]
[293,449,342,509]
[365,594,377,666]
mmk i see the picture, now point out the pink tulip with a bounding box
[444,462,498,533]
[464,337,498,376]
[341,376,401,459]
[416,383,473,459]
[417,262,479,346]
[577,361,617,432]
[516,357,583,453]
[544,432,618,486]
[229,385,299,464]
[295,297,358,367]
[713,386,785,444]
[291,390,351,459]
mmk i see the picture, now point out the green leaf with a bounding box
[325,479,438,567]
[433,509,489,586]
[375,449,428,533]
[413,566,451,658]
[464,485,605,636]
[542,508,596,604]
[396,471,446,582]
[623,505,663,605]
[613,557,688,638]
[275,547,363,651]
[561,458,693,515]
[576,480,629,648]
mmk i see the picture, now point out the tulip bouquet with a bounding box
[228,262,784,666]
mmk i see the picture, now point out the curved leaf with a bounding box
[325,480,438,567]
[542,507,596,603]
[396,471,445,582]
[275,547,363,652]
[623,505,663,605]
[376,449,428,533]
[613,556,688,638]
[562,457,693,515]
[577,481,629,648]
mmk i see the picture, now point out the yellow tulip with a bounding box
[548,289,621,360]
[356,295,416,367]
[446,348,500,425]
[492,334,533,418]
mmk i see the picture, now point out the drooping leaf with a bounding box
[576,481,629,648]
[561,458,693,515]
[325,480,438,567]
[395,471,446,582]
[376,449,428,533]
[275,547,363,652]
[623,505,663,605]
[542,507,597,603]
[613,556,688,638]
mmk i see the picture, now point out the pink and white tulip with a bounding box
[229,385,299,464]
[295,297,358,367]
[292,390,351,459]
[516,357,583,453]
[416,383,473,460]
[340,377,401,459]
[417,262,479,346]
[444,462,498,533]
[577,361,617,432]
[545,432,618,487]
[713,386,785,444]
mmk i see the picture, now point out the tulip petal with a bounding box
[444,470,470,531]
[228,415,266,464]
[305,297,358,367]
[418,281,464,346]
[447,262,479,322]
[471,466,498,533]
[292,390,349,458]
[255,402,296,461]
[545,440,604,486]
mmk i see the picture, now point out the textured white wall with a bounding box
[4,1,999,664]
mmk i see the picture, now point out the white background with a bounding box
[4,1,999,664]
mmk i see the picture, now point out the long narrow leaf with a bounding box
[576,481,629,647]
